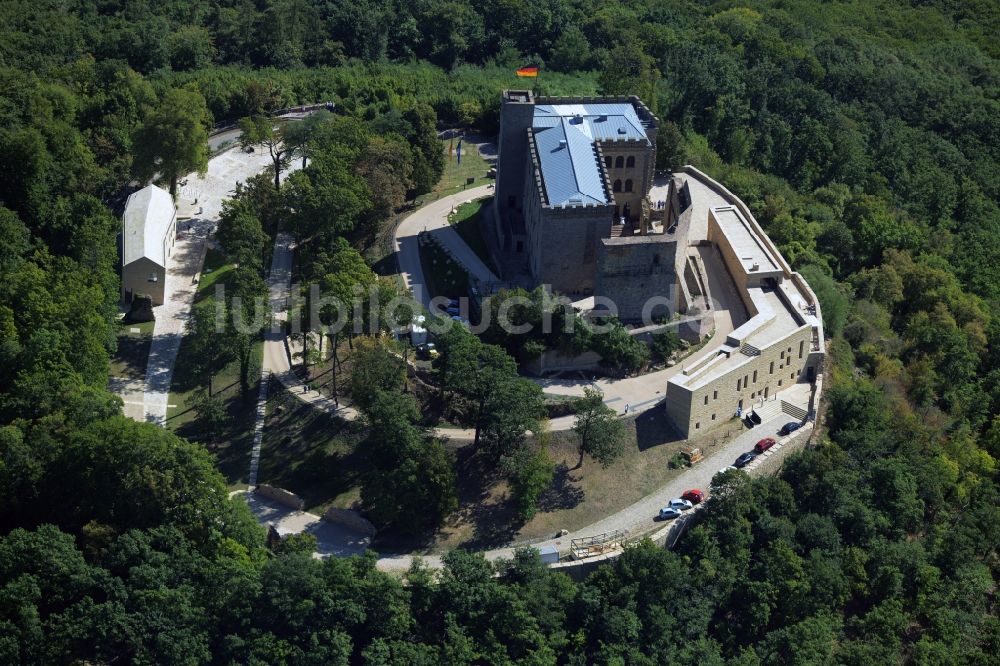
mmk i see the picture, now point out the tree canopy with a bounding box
[1,0,999,661]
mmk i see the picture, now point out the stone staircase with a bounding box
[747,394,810,427]
[748,398,783,424]
[781,400,809,421]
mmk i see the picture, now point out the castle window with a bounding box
[613,179,622,192]
[626,156,635,168]
[704,396,708,406]
[769,361,774,374]
[753,370,757,383]
[624,179,633,192]
[605,156,612,170]
[615,156,624,168]
[713,390,718,400]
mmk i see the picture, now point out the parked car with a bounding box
[734,451,757,468]
[415,343,438,360]
[715,466,739,478]
[667,498,694,511]
[779,421,802,435]
[754,437,776,453]
[681,489,705,504]
[657,507,682,521]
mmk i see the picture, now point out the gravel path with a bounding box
[139,149,299,425]
[375,414,813,572]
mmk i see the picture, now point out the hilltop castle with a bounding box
[492,90,826,438]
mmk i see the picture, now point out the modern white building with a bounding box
[121,184,176,306]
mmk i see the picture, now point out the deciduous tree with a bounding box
[572,388,626,470]
[132,87,211,198]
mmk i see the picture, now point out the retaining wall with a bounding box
[323,507,378,537]
[255,484,305,511]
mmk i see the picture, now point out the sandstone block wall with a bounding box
[527,204,612,295]
[594,235,680,323]
[667,324,813,438]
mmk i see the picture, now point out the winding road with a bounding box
[243,176,818,569]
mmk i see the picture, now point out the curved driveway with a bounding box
[251,177,815,568]
[391,181,748,427]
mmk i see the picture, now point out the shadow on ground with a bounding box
[257,387,366,510]
[635,408,683,451]
[536,464,585,513]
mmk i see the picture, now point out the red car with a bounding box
[681,489,704,504]
[754,437,776,453]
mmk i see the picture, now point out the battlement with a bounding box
[533,94,659,130]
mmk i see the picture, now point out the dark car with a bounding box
[754,437,776,454]
[779,421,802,436]
[734,451,757,468]
[415,342,438,360]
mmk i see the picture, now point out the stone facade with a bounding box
[524,200,613,294]
[600,138,656,229]
[662,166,826,439]
[496,90,680,308]
[594,235,679,322]
[665,323,814,436]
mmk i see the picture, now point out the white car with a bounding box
[658,507,682,521]
[715,466,738,477]
[667,498,693,511]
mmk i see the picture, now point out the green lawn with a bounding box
[196,248,234,297]
[166,247,263,487]
[448,197,497,273]
[256,386,369,513]
[419,138,491,203]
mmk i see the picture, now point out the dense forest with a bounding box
[0,0,998,662]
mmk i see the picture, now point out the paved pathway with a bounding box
[137,148,295,425]
[375,415,814,572]
[394,185,496,310]
[247,370,270,488]
[242,492,371,558]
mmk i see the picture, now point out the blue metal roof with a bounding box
[532,103,649,207]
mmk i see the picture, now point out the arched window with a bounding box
[613,179,622,192]
[604,156,612,170]
[626,156,635,168]
[624,179,633,192]
[615,156,624,168]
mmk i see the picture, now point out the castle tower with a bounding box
[495,90,535,218]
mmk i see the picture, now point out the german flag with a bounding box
[516,65,539,78]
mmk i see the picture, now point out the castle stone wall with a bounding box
[595,235,679,323]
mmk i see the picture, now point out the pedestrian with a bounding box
[624,403,630,414]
